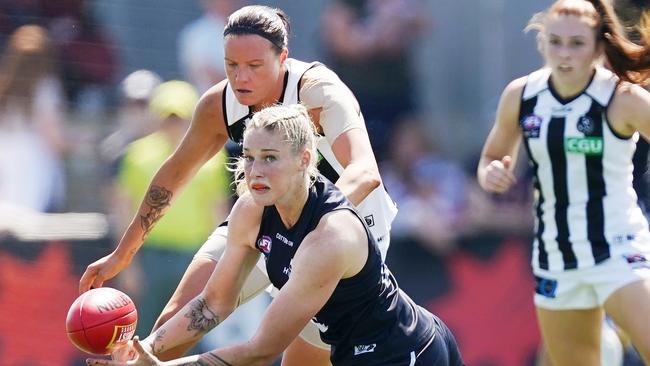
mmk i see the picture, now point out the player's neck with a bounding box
[275,181,310,230]
[252,65,287,112]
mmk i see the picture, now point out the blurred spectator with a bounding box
[320,0,427,160]
[47,0,118,113]
[100,69,163,166]
[112,80,231,336]
[0,1,44,45]
[0,24,68,212]
[99,69,163,250]
[381,118,468,256]
[178,0,241,93]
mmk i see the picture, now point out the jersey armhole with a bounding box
[604,81,635,140]
[221,84,234,142]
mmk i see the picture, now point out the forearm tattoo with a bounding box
[151,328,166,355]
[179,352,235,366]
[184,298,220,336]
[140,185,172,239]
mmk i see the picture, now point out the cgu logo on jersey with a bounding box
[565,137,603,155]
[521,114,542,138]
[257,235,272,254]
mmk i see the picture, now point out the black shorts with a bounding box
[415,316,464,366]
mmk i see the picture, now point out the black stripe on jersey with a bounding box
[278,70,289,103]
[221,85,251,143]
[317,157,340,183]
[548,117,578,269]
[584,101,610,263]
[519,95,549,269]
[221,85,233,141]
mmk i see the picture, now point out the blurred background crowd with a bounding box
[0,0,648,365]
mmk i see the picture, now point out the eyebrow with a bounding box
[242,147,280,152]
[548,33,587,39]
[224,57,265,63]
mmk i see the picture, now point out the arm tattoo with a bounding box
[140,185,172,239]
[184,298,221,336]
[180,352,235,366]
[151,328,166,355]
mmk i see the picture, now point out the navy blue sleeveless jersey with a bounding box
[254,175,435,365]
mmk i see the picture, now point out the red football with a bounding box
[66,287,138,355]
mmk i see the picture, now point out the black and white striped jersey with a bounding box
[519,66,649,271]
[222,58,397,242]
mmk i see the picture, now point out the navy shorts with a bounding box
[415,316,464,366]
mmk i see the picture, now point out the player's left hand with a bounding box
[86,337,161,366]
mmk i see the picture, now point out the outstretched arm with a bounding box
[90,210,367,366]
[135,194,262,357]
[80,83,230,293]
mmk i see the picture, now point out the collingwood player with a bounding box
[478,0,650,365]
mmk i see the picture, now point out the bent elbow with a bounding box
[364,168,381,191]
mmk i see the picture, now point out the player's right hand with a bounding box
[111,341,138,362]
[89,337,160,366]
[481,156,517,194]
[79,251,131,294]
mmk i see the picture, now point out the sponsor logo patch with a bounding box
[257,235,272,254]
[534,275,558,298]
[576,116,595,135]
[106,322,136,349]
[565,137,603,155]
[521,114,542,138]
[364,214,375,227]
[354,344,377,355]
[275,232,294,247]
[613,234,636,244]
[623,253,649,269]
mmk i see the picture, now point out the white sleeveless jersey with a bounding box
[520,67,650,272]
[222,58,397,240]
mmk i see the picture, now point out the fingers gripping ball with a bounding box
[66,287,138,355]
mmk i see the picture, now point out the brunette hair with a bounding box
[527,0,650,83]
[223,5,290,53]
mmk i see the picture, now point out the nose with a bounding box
[235,66,251,83]
[248,160,264,178]
[558,45,571,59]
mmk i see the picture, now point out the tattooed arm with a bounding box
[79,82,230,293]
[138,194,263,359]
[146,210,364,366]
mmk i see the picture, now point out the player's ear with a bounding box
[300,148,311,170]
[280,47,288,63]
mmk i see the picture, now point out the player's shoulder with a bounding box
[199,79,228,109]
[313,209,365,247]
[301,62,342,88]
[503,75,528,98]
[230,192,264,227]
[193,79,228,124]
[496,74,529,110]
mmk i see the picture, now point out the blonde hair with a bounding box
[526,0,650,84]
[233,104,319,196]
